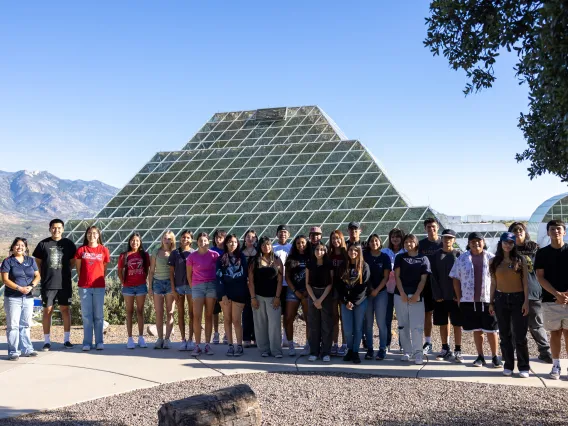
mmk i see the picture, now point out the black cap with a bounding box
[276,225,288,233]
[348,221,360,230]
[468,232,484,241]
[441,229,456,238]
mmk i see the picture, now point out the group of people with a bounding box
[2,217,568,380]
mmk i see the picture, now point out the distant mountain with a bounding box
[0,170,118,220]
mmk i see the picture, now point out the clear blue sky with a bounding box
[1,1,566,218]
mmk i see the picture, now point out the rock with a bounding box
[103,321,109,334]
[147,324,175,337]
[158,384,261,426]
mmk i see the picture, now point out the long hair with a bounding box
[508,222,538,252]
[490,242,523,277]
[159,230,176,252]
[221,234,242,268]
[253,236,276,269]
[311,241,329,264]
[365,233,382,253]
[327,229,346,253]
[341,243,364,285]
[212,229,227,248]
[286,235,311,266]
[241,229,258,251]
[9,237,29,256]
[82,225,103,247]
[123,232,148,275]
[388,228,405,251]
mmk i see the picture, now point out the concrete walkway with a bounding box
[0,338,566,419]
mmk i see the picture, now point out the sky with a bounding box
[1,1,566,219]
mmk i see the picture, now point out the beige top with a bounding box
[494,261,524,293]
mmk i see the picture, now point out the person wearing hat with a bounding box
[449,232,502,368]
[309,226,323,251]
[273,225,292,348]
[346,222,364,249]
[430,229,463,363]
[488,232,530,377]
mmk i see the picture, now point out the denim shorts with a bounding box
[176,284,192,296]
[152,279,172,295]
[192,281,217,299]
[122,284,148,297]
[286,287,302,302]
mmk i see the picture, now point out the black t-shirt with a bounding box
[363,251,392,292]
[431,249,461,301]
[516,243,541,301]
[253,263,280,298]
[534,244,568,303]
[287,253,309,291]
[308,260,332,289]
[419,238,443,262]
[33,237,77,290]
[394,253,431,298]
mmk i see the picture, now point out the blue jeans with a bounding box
[4,297,34,357]
[79,288,105,347]
[365,290,389,351]
[341,298,368,352]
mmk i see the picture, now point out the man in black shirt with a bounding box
[346,222,364,249]
[418,218,443,354]
[33,219,77,350]
[535,220,568,380]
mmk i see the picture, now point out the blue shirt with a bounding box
[1,256,38,298]
[167,248,194,287]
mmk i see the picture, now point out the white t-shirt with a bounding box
[273,242,292,287]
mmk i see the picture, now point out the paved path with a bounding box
[0,339,566,419]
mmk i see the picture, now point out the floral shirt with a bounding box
[449,250,495,303]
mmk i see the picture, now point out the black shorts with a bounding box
[42,288,72,307]
[214,300,222,315]
[460,302,498,333]
[433,300,463,327]
[423,279,434,312]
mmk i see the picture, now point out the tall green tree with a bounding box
[424,1,568,181]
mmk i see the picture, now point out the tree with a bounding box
[424,1,568,182]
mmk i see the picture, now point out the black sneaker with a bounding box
[491,355,503,368]
[352,352,361,364]
[63,341,74,349]
[42,343,51,352]
[343,349,353,362]
[422,342,433,355]
[472,355,486,367]
[538,353,553,364]
[364,349,374,360]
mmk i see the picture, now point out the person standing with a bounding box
[241,230,258,348]
[168,230,195,351]
[211,229,227,344]
[534,220,568,380]
[489,232,530,378]
[33,219,77,351]
[75,226,110,351]
[430,229,463,363]
[309,226,323,250]
[450,232,502,368]
[394,234,431,365]
[1,238,41,360]
[328,230,348,356]
[248,236,283,358]
[346,222,365,249]
[273,225,292,347]
[418,218,443,355]
[306,242,333,362]
[509,222,552,363]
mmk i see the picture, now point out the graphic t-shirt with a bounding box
[287,253,309,291]
[534,243,568,303]
[216,253,248,301]
[168,249,194,287]
[419,238,444,261]
[394,253,431,298]
[363,251,392,292]
[330,252,345,289]
[33,237,77,290]
[1,256,38,298]
[273,242,292,287]
[516,243,541,301]
[118,251,150,287]
[75,245,110,288]
[186,250,219,285]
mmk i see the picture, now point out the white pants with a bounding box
[394,294,425,356]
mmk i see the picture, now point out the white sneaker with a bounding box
[82,345,91,351]
[308,355,317,362]
[212,332,220,344]
[519,370,530,378]
[401,354,410,362]
[415,354,424,365]
[204,343,214,355]
[550,365,561,380]
[503,369,513,377]
[163,339,171,349]
[186,340,196,351]
[178,340,188,351]
[126,338,135,349]
[138,336,147,348]
[154,338,164,349]
[302,342,310,356]
[96,343,104,350]
[322,355,331,362]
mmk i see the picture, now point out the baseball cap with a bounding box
[276,225,288,233]
[500,232,516,243]
[348,221,360,230]
[309,226,322,234]
[468,232,484,241]
[441,229,456,238]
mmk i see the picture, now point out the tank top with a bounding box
[154,251,171,280]
[253,262,279,298]
[495,261,524,293]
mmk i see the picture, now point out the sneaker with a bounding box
[365,349,374,360]
[491,355,503,368]
[126,338,135,349]
[443,350,454,361]
[154,338,164,349]
[454,351,464,363]
[223,334,228,345]
[323,355,331,362]
[178,340,188,351]
[338,344,348,357]
[234,345,244,357]
[308,355,317,362]
[422,342,432,355]
[538,353,553,364]
[503,369,513,377]
[226,344,235,357]
[261,351,271,357]
[436,349,449,361]
[243,341,251,348]
[96,343,104,351]
[343,349,353,362]
[415,353,424,365]
[8,354,19,361]
[64,341,74,349]
[301,342,310,356]
[330,344,338,356]
[204,343,214,355]
[212,332,220,344]
[401,354,410,362]
[549,365,561,380]
[42,343,51,352]
[191,345,202,357]
[23,351,38,357]
[186,340,196,351]
[163,339,171,349]
[275,353,283,358]
[352,352,361,364]
[376,348,386,360]
[82,345,91,351]
[288,341,296,357]
[138,336,147,348]
[519,370,530,378]
[473,355,486,367]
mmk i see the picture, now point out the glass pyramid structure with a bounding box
[65,106,443,275]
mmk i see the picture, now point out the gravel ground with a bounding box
[4,371,568,425]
